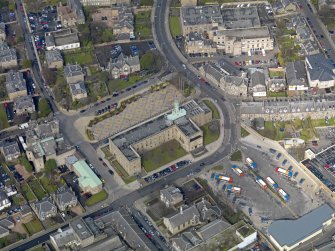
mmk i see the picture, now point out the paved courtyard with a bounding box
[92,85,184,140]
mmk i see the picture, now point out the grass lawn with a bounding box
[241,127,250,138]
[312,118,335,127]
[107,75,144,93]
[140,0,153,6]
[142,140,187,172]
[135,11,152,39]
[169,15,182,38]
[0,105,9,130]
[212,165,223,171]
[24,218,43,236]
[85,190,108,206]
[11,194,26,206]
[22,183,37,202]
[63,49,94,65]
[269,71,285,78]
[230,150,242,162]
[111,161,136,184]
[203,100,220,119]
[201,122,220,145]
[268,91,287,97]
[39,176,57,193]
[28,180,48,200]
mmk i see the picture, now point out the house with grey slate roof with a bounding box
[107,53,140,79]
[50,227,81,251]
[160,186,183,208]
[268,204,335,251]
[45,49,63,69]
[286,61,308,95]
[64,64,84,84]
[5,70,27,100]
[305,53,335,89]
[69,81,87,101]
[13,95,36,115]
[249,68,267,97]
[52,186,78,211]
[31,198,57,221]
[0,218,14,238]
[0,191,11,211]
[0,140,20,162]
[0,42,17,69]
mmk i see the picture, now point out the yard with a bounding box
[111,160,136,184]
[268,91,287,97]
[39,176,57,193]
[85,189,108,206]
[203,100,220,119]
[24,218,44,236]
[201,121,220,145]
[63,49,95,65]
[28,179,48,200]
[0,105,9,130]
[142,140,187,172]
[21,182,37,202]
[107,75,145,93]
[134,11,152,39]
[11,194,26,206]
[169,15,182,38]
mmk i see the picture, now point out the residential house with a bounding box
[0,23,6,42]
[199,63,225,86]
[64,64,84,84]
[160,186,183,208]
[222,75,248,97]
[69,81,87,101]
[268,79,286,92]
[50,227,81,251]
[249,68,267,97]
[67,0,85,24]
[45,29,80,51]
[185,32,216,55]
[80,0,131,6]
[0,191,11,211]
[0,218,14,238]
[58,0,85,27]
[171,231,202,251]
[5,70,27,100]
[0,42,17,69]
[305,53,335,89]
[286,61,308,96]
[70,218,95,247]
[31,198,57,221]
[13,95,36,115]
[72,160,102,194]
[110,7,134,40]
[52,186,78,211]
[107,53,140,79]
[45,50,63,69]
[0,140,20,162]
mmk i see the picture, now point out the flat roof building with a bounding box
[45,29,80,51]
[268,204,335,251]
[72,160,103,194]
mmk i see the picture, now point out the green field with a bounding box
[22,183,37,202]
[203,100,220,119]
[63,49,94,65]
[28,180,48,200]
[142,140,187,172]
[85,190,108,206]
[134,11,152,39]
[24,218,43,236]
[201,122,220,145]
[169,15,182,38]
[268,91,287,97]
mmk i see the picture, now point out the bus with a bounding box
[232,165,244,177]
[275,167,293,178]
[246,157,257,169]
[256,177,267,189]
[278,188,289,201]
[215,174,233,183]
[266,177,278,190]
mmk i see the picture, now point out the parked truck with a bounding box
[226,184,241,194]
[231,165,244,177]
[275,167,293,178]
[215,174,233,183]
[266,176,278,190]
[256,176,267,189]
[246,157,257,169]
[278,188,289,201]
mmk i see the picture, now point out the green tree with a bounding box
[277,51,285,67]
[8,2,15,11]
[20,156,33,173]
[45,159,57,177]
[23,59,31,69]
[140,52,163,72]
[38,98,52,118]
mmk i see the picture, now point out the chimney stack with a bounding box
[180,206,183,214]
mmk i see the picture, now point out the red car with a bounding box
[325,164,331,169]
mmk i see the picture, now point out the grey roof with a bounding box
[181,5,223,27]
[64,64,83,77]
[0,226,9,236]
[1,141,20,156]
[215,26,270,39]
[70,218,94,240]
[224,75,248,87]
[69,81,87,96]
[268,204,334,247]
[196,219,230,241]
[0,218,14,229]
[50,227,79,248]
[306,53,335,81]
[166,205,200,228]
[46,29,79,47]
[14,95,35,110]
[217,59,241,76]
[0,190,8,202]
[196,199,221,222]
[221,6,260,29]
[109,53,139,69]
[32,198,57,214]
[113,7,134,31]
[30,137,57,158]
[0,42,16,63]
[68,0,85,22]
[202,63,224,82]
[0,23,5,35]
[111,100,205,161]
[5,70,26,93]
[286,61,307,86]
[160,186,183,203]
[45,49,63,65]
[54,187,77,206]
[250,69,266,87]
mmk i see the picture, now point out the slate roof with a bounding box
[1,141,20,156]
[109,53,140,69]
[167,205,200,229]
[196,219,230,241]
[14,95,35,111]
[250,69,266,87]
[45,49,63,65]
[69,81,87,96]
[32,198,57,215]
[306,53,335,82]
[5,70,26,94]
[0,42,16,63]
[268,204,334,247]
[202,63,224,82]
[64,64,83,77]
[286,61,307,86]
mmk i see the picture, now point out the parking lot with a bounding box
[28,6,58,35]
